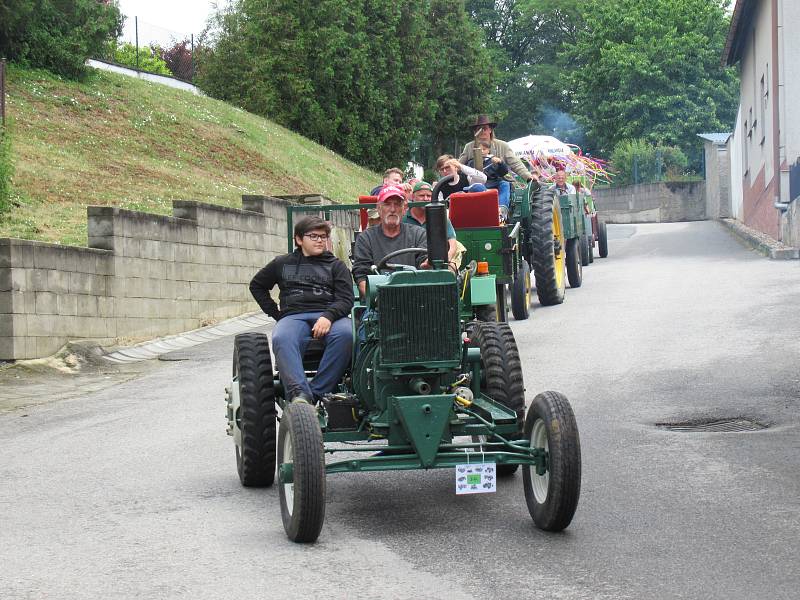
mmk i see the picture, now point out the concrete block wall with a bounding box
[0,239,113,359]
[593,181,706,224]
[0,194,355,360]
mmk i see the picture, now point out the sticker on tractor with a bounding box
[455,463,496,494]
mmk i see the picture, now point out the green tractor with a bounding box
[448,187,532,321]
[224,180,582,542]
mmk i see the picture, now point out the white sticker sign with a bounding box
[455,463,496,495]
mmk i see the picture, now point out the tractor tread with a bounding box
[530,188,566,306]
[234,333,277,487]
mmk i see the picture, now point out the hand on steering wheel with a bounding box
[375,247,427,272]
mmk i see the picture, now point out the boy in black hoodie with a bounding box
[249,216,354,403]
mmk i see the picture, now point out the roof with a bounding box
[723,0,758,66]
[697,133,732,145]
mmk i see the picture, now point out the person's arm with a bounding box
[493,158,509,178]
[249,259,281,320]
[459,162,487,185]
[498,141,533,181]
[352,232,373,295]
[458,141,471,164]
[322,261,355,322]
[447,238,457,261]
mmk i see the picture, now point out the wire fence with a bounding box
[99,16,200,83]
[1,58,6,129]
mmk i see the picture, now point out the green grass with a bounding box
[0,65,379,246]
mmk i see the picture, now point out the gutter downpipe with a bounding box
[773,0,789,212]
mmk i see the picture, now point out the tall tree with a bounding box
[199,0,435,170]
[0,0,122,78]
[464,0,583,141]
[566,0,738,158]
[427,0,498,158]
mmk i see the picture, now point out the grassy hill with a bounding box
[0,65,379,246]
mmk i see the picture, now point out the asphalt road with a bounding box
[2,221,799,599]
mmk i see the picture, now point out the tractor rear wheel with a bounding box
[510,260,531,321]
[579,234,590,267]
[566,237,582,288]
[588,237,594,263]
[598,221,609,258]
[278,400,326,543]
[523,391,581,531]
[233,333,277,487]
[471,322,526,476]
[530,188,566,306]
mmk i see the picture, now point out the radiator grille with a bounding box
[378,282,461,365]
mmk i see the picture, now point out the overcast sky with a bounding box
[116,0,228,45]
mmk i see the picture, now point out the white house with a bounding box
[724,0,800,246]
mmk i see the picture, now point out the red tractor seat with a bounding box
[358,195,378,231]
[449,190,500,228]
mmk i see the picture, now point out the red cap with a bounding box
[377,185,406,204]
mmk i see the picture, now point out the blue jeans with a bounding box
[271,311,352,401]
[464,183,487,193]
[486,180,510,208]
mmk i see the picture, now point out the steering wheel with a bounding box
[375,247,427,272]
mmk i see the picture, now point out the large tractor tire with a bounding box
[579,234,590,267]
[510,260,532,321]
[523,391,581,532]
[471,322,526,476]
[278,400,326,543]
[233,333,277,487]
[530,188,566,306]
[588,237,595,263]
[565,237,583,288]
[598,221,609,258]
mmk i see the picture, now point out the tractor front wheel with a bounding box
[598,221,609,258]
[523,391,581,532]
[233,333,277,487]
[565,238,582,288]
[510,260,531,321]
[278,400,326,543]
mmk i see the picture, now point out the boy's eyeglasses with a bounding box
[303,233,329,241]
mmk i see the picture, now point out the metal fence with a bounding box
[103,16,199,83]
[1,58,6,129]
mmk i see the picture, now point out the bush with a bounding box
[610,139,689,185]
[160,40,194,82]
[0,0,123,78]
[111,43,171,76]
[0,126,13,214]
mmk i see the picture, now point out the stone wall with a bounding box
[0,195,356,360]
[593,181,706,224]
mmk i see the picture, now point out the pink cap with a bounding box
[377,185,406,204]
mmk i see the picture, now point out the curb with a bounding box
[103,311,273,363]
[719,219,800,260]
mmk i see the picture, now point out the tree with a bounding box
[199,0,431,169]
[566,0,738,160]
[0,0,122,78]
[464,0,583,141]
[427,0,498,158]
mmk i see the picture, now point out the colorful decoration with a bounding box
[507,135,614,189]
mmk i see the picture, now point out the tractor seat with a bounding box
[449,190,500,228]
[302,337,326,372]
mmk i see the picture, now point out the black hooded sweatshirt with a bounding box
[249,249,354,322]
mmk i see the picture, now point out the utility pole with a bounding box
[135,16,139,71]
[190,34,194,82]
